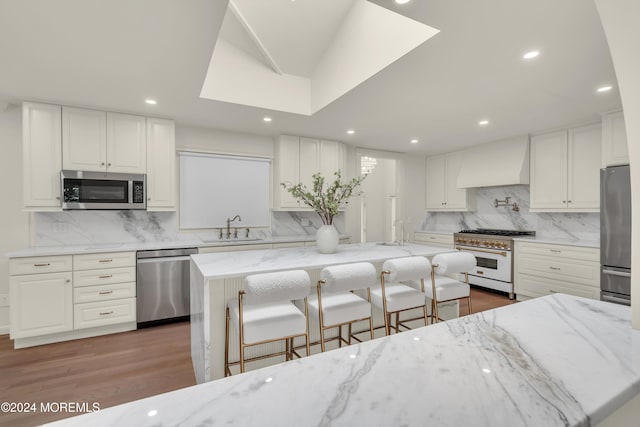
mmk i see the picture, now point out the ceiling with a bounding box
[0,0,621,155]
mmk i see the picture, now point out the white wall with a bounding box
[594,0,640,329]
[402,154,427,239]
[0,105,31,334]
[175,125,273,157]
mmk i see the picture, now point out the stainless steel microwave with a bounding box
[61,170,146,210]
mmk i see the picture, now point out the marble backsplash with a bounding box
[34,210,345,246]
[419,185,600,242]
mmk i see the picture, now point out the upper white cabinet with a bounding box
[601,110,628,167]
[530,123,601,212]
[22,102,62,210]
[425,152,475,211]
[62,107,146,173]
[146,118,176,210]
[273,135,347,210]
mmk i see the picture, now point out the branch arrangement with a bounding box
[281,171,366,225]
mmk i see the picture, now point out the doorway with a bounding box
[358,152,400,243]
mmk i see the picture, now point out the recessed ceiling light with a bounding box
[410,139,419,144]
[145,99,157,105]
[147,410,158,417]
[347,129,355,134]
[523,50,540,60]
[597,85,613,93]
[395,0,411,4]
[263,117,272,122]
[479,120,490,126]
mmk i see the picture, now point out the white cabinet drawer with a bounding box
[516,242,599,262]
[10,256,73,276]
[74,297,136,329]
[73,266,136,287]
[73,251,135,270]
[414,232,453,248]
[73,282,136,303]
[518,254,599,287]
[516,273,600,300]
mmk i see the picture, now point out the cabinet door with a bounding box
[568,124,601,209]
[299,137,320,189]
[146,118,176,210]
[530,131,568,209]
[425,155,445,209]
[62,107,107,172]
[275,135,301,209]
[602,111,628,167]
[106,113,146,173]
[10,272,73,339]
[444,151,467,209]
[22,102,62,209]
[319,140,345,179]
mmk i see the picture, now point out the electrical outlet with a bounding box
[0,294,9,307]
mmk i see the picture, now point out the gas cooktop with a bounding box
[457,229,536,237]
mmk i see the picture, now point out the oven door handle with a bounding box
[456,246,508,257]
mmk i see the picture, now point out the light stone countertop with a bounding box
[44,293,640,427]
[414,230,454,235]
[4,234,350,258]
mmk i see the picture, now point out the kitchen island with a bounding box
[46,294,640,427]
[190,242,454,382]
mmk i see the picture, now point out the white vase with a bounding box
[316,224,339,254]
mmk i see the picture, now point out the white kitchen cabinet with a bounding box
[413,232,454,248]
[273,135,347,210]
[9,255,73,339]
[425,152,475,211]
[62,107,146,173]
[22,102,63,210]
[601,110,628,167]
[105,112,146,173]
[514,241,600,301]
[530,123,600,212]
[146,118,176,210]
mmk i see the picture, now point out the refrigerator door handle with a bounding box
[602,269,632,278]
[601,294,631,305]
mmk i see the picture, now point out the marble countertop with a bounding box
[414,230,453,235]
[45,294,639,427]
[192,242,451,280]
[4,234,350,258]
[513,236,600,248]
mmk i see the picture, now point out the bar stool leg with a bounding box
[348,323,352,345]
[339,325,343,348]
[369,317,374,340]
[224,307,230,377]
[395,312,400,333]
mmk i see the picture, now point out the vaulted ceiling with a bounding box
[0,0,621,155]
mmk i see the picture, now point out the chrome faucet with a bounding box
[226,215,241,239]
[394,219,405,246]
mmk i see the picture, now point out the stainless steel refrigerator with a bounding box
[600,165,632,305]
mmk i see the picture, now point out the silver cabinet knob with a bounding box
[101,162,105,166]
[107,163,111,166]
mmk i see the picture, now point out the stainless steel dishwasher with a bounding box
[136,247,198,327]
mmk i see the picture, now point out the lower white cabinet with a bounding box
[413,232,454,248]
[9,256,73,339]
[74,298,136,330]
[515,241,600,300]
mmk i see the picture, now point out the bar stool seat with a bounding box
[228,299,307,344]
[429,252,476,322]
[308,292,371,327]
[424,276,470,302]
[370,284,426,313]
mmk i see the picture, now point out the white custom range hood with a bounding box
[456,136,530,188]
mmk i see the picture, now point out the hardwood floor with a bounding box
[0,287,515,427]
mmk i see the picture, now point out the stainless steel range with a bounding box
[453,229,535,299]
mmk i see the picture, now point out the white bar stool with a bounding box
[309,262,377,352]
[371,256,430,335]
[429,252,477,323]
[225,269,311,376]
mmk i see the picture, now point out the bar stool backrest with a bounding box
[432,252,476,275]
[382,256,431,282]
[244,270,311,305]
[320,262,377,294]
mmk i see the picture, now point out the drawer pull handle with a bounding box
[477,271,484,275]
[550,249,561,253]
[98,291,113,295]
[549,267,561,271]
[549,290,558,293]
[33,263,50,267]
[99,311,114,316]
[98,275,113,279]
[98,259,113,263]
